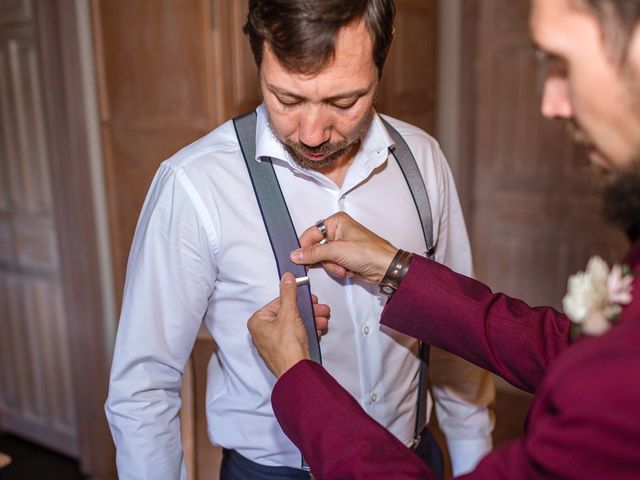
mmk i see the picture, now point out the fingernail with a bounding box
[282,272,295,284]
[290,250,303,262]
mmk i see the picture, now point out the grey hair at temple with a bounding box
[243,0,395,77]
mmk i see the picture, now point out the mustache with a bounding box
[285,139,350,156]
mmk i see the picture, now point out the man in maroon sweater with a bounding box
[247,0,640,478]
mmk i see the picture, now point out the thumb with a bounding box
[278,272,299,318]
[290,243,330,266]
[291,244,349,278]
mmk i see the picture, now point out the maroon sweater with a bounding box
[272,243,640,479]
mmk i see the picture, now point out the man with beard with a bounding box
[105,1,495,479]
[246,0,640,478]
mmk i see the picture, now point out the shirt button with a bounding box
[370,393,378,403]
[362,325,370,336]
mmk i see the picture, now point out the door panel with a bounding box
[0,0,78,455]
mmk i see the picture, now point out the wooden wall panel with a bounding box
[102,127,206,293]
[95,0,211,130]
[214,0,259,121]
[0,0,31,24]
[378,0,437,133]
[470,0,628,310]
[92,0,231,300]
[492,0,529,34]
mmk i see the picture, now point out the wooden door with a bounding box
[0,0,79,456]
[0,1,114,476]
[469,0,628,309]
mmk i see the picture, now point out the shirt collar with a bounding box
[255,103,290,163]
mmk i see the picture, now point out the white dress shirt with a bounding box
[106,104,494,479]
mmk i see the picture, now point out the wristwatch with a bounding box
[379,249,413,296]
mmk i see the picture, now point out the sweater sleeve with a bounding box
[272,360,438,480]
[381,255,571,393]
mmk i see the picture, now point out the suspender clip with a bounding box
[295,276,310,287]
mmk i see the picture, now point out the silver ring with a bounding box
[319,237,329,245]
[315,219,328,236]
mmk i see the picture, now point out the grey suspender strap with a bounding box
[381,116,435,444]
[233,111,322,365]
[380,117,435,257]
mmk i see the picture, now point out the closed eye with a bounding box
[279,100,301,108]
[332,99,358,110]
[274,93,302,108]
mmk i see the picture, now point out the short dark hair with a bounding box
[244,0,395,78]
[573,0,640,65]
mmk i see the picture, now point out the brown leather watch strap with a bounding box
[379,249,414,296]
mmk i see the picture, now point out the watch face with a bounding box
[381,284,395,296]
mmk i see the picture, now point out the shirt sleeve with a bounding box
[427,145,495,475]
[105,164,218,480]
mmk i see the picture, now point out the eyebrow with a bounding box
[266,82,376,102]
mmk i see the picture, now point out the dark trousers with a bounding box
[220,428,444,480]
[413,427,444,480]
[220,449,311,480]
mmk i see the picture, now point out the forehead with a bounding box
[530,0,601,52]
[260,20,377,90]
[530,0,574,40]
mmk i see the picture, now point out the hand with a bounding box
[290,212,399,284]
[248,273,330,378]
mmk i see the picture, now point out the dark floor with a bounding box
[0,383,532,480]
[0,433,86,480]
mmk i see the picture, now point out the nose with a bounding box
[540,76,573,119]
[298,106,332,147]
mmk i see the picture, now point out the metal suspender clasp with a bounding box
[410,433,422,450]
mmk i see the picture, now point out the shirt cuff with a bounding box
[447,437,492,476]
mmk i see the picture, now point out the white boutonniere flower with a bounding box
[562,256,633,338]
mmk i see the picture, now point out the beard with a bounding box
[601,161,640,242]
[266,108,374,171]
[283,137,360,170]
